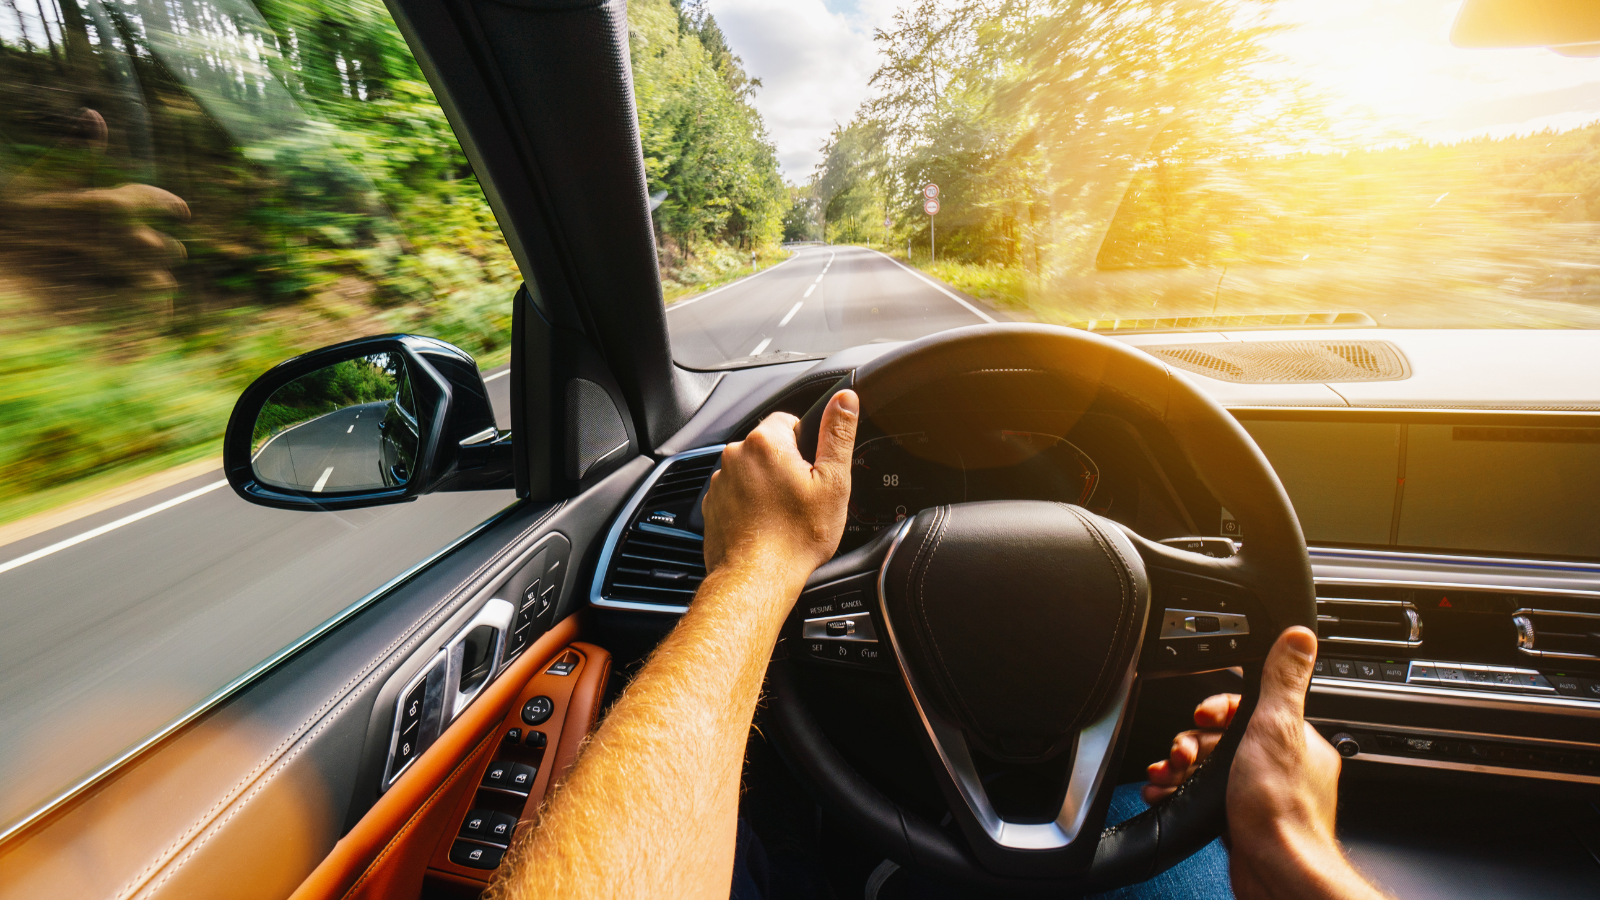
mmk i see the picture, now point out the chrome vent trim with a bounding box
[1512,608,1600,660]
[591,446,724,613]
[1316,596,1423,647]
[1143,339,1409,383]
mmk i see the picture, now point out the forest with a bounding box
[0,0,783,522]
[800,0,1600,331]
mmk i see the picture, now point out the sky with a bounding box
[710,0,1600,183]
[707,0,900,181]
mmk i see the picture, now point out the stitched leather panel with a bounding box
[884,501,1147,763]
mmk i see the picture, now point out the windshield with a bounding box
[656,0,1600,369]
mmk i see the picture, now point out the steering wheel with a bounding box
[772,324,1314,892]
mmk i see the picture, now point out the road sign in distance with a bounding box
[923,183,939,200]
[923,197,940,216]
[884,216,893,228]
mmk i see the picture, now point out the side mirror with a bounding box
[224,334,513,511]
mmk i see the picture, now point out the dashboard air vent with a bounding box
[1142,340,1410,384]
[1316,588,1422,647]
[1513,609,1600,660]
[599,452,719,607]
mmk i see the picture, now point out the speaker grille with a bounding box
[1143,340,1410,384]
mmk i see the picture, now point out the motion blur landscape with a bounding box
[6,0,1600,523]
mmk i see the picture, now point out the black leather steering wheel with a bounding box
[771,323,1314,893]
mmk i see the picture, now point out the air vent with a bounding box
[597,451,720,608]
[1316,590,1422,647]
[1514,609,1600,660]
[1142,340,1410,384]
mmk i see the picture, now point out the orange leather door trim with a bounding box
[290,615,579,900]
[423,641,611,884]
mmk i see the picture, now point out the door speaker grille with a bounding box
[1143,340,1410,384]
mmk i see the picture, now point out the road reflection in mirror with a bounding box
[251,353,418,493]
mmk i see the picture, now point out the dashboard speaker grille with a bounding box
[1143,340,1410,384]
[601,453,719,606]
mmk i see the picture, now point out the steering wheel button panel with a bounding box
[802,613,879,642]
[1157,608,1247,640]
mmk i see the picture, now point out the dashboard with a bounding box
[595,328,1600,792]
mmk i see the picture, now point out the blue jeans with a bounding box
[1086,782,1235,900]
[730,782,1235,899]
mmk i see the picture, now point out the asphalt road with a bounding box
[0,374,514,831]
[667,245,995,368]
[0,245,996,833]
[254,402,398,493]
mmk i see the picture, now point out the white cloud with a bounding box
[707,0,900,181]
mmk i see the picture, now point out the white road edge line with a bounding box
[312,467,334,493]
[779,302,803,327]
[0,479,230,576]
[751,337,772,356]
[666,251,801,311]
[872,249,998,324]
[483,368,510,382]
[803,284,817,298]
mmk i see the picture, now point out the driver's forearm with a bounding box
[492,555,803,900]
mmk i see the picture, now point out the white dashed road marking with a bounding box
[779,302,803,327]
[312,467,334,493]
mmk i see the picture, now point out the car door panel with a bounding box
[0,456,650,900]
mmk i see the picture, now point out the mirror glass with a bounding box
[251,353,419,493]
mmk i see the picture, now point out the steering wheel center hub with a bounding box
[881,501,1150,764]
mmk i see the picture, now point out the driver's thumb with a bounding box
[1257,626,1317,724]
[813,390,860,484]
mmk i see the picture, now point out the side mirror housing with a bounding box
[224,334,513,511]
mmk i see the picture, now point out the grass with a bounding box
[662,244,791,304]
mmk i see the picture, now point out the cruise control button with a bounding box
[450,840,506,870]
[825,619,856,637]
[853,643,884,665]
[521,695,554,726]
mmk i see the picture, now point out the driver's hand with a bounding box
[1142,691,1240,804]
[701,390,859,586]
[1144,628,1383,900]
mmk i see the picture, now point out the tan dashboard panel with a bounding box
[289,616,579,900]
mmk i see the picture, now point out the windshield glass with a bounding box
[656,0,1600,369]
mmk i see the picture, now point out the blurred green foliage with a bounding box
[0,0,782,521]
[804,0,1600,329]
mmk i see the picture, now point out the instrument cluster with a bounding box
[840,428,1111,553]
